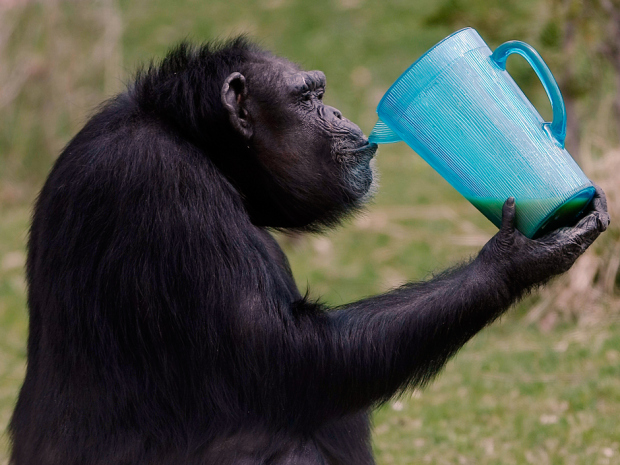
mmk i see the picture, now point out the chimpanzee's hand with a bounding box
[480,185,610,290]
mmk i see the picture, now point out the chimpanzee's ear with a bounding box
[221,72,252,140]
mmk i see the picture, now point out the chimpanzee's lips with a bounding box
[344,141,378,158]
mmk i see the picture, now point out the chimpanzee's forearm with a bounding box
[321,253,521,413]
[246,253,523,428]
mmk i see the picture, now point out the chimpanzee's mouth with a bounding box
[343,141,378,158]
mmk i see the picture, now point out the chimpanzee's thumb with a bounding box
[500,197,516,235]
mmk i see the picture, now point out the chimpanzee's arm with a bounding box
[324,189,609,409]
[243,188,609,428]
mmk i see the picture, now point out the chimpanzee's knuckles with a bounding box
[592,210,610,232]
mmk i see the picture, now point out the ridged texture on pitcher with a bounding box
[374,28,593,238]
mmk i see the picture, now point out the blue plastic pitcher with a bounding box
[369,28,595,238]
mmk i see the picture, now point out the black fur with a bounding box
[9,38,609,464]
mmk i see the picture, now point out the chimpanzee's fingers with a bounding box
[590,184,610,231]
[569,220,601,253]
[592,184,608,212]
[575,210,608,235]
[500,197,516,235]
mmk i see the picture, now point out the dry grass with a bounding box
[0,0,123,206]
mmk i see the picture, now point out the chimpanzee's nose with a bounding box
[327,106,342,120]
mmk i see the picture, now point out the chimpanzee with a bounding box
[9,37,609,465]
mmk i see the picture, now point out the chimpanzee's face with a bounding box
[221,55,378,229]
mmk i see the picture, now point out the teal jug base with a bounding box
[530,187,596,239]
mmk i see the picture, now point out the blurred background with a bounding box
[0,0,618,463]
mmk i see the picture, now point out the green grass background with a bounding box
[1,0,619,463]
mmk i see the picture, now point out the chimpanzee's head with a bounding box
[134,39,378,231]
[220,50,378,230]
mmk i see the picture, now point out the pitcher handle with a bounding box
[491,41,567,148]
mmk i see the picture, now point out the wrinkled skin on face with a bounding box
[221,55,378,230]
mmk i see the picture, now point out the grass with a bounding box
[0,206,29,463]
[1,0,619,463]
[372,320,620,465]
